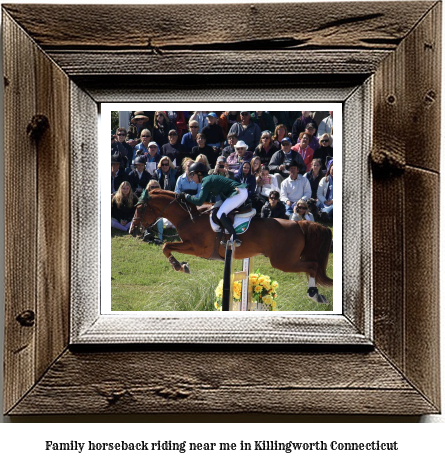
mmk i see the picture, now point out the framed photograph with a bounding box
[3,2,440,416]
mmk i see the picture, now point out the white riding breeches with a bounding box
[216,188,248,219]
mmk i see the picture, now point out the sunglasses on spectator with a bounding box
[261,136,270,139]
[321,139,329,143]
[269,197,279,201]
[142,135,150,138]
[190,126,199,129]
[297,206,308,210]
[161,163,170,166]
[117,133,126,136]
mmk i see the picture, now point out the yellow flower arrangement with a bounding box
[214,270,278,311]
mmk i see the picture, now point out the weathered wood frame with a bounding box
[3,2,441,415]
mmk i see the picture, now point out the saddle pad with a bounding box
[210,209,256,234]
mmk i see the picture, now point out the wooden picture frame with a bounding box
[3,2,440,415]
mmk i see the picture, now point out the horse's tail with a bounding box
[298,221,333,288]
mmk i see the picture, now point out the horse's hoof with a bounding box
[181,262,191,274]
[307,292,329,304]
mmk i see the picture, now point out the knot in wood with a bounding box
[386,94,396,105]
[370,149,405,178]
[424,90,436,106]
[27,114,49,141]
[16,310,35,327]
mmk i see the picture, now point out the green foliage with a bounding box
[111,228,334,312]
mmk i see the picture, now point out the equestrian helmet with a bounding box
[188,162,208,176]
[134,156,145,165]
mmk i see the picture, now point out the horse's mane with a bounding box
[138,188,203,215]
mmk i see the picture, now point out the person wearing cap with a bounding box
[221,132,238,159]
[177,162,248,247]
[127,111,152,147]
[228,111,261,152]
[208,155,235,180]
[181,119,200,152]
[268,137,306,186]
[317,159,334,221]
[111,132,129,171]
[226,140,253,175]
[279,160,312,217]
[111,153,127,195]
[175,157,202,195]
[202,112,226,149]
[291,111,318,144]
[144,141,162,175]
[128,155,152,197]
[160,129,185,167]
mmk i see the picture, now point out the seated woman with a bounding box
[260,190,287,219]
[313,133,333,169]
[111,181,138,232]
[296,123,319,151]
[235,161,257,201]
[254,130,278,165]
[303,158,324,200]
[255,165,279,200]
[191,132,218,168]
[317,159,334,221]
[292,132,314,172]
[153,156,178,191]
[175,157,202,195]
[153,111,174,148]
[290,199,314,222]
[272,124,288,148]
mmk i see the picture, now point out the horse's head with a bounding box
[129,189,178,235]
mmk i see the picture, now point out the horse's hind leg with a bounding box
[270,258,329,304]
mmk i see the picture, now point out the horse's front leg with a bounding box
[163,241,194,274]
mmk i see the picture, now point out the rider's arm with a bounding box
[185,178,210,206]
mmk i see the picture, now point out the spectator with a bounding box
[194,153,212,172]
[134,129,153,163]
[208,155,235,179]
[221,132,238,159]
[145,141,161,175]
[154,156,178,191]
[290,199,314,222]
[174,111,189,140]
[250,111,275,133]
[144,179,165,245]
[161,129,185,167]
[250,156,262,179]
[292,132,314,172]
[189,111,208,132]
[228,110,261,151]
[304,158,324,200]
[280,160,312,217]
[153,111,174,148]
[111,181,138,232]
[111,153,127,194]
[181,119,199,152]
[175,157,202,195]
[256,165,279,201]
[297,123,320,151]
[235,161,257,200]
[292,111,318,143]
[317,111,333,138]
[114,127,132,169]
[268,137,306,186]
[202,112,226,149]
[313,133,333,169]
[227,140,253,175]
[127,111,152,147]
[128,155,151,197]
[261,190,287,219]
[272,123,289,148]
[317,159,334,221]
[191,133,218,167]
[254,130,278,165]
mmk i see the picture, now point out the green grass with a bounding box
[111,227,333,312]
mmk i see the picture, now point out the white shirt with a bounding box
[280,175,312,204]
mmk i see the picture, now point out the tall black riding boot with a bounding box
[219,213,241,247]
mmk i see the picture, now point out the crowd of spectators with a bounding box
[111,111,334,239]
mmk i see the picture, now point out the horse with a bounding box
[129,189,333,303]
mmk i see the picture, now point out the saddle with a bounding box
[210,200,254,227]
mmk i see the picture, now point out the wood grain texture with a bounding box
[8,349,437,415]
[2,2,435,49]
[35,38,70,381]
[3,12,38,414]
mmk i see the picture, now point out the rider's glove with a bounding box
[177,192,187,202]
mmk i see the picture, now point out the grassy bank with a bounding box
[111,226,334,312]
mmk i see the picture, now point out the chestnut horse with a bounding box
[129,189,333,303]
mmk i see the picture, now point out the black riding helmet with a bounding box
[188,162,209,177]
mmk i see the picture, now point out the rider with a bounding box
[177,162,248,247]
